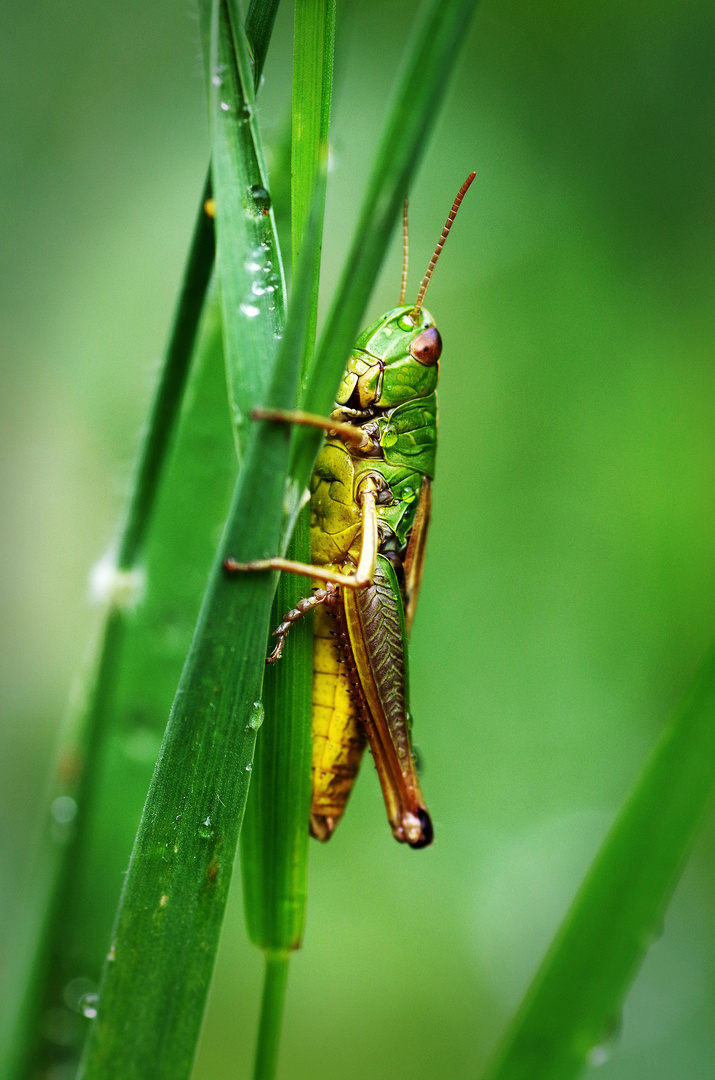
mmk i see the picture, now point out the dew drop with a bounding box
[211,74,222,87]
[248,184,271,212]
[198,816,214,840]
[63,976,95,1013]
[79,993,99,1020]
[240,303,260,318]
[248,701,265,730]
[220,101,231,112]
[587,1011,623,1067]
[251,281,267,296]
[245,763,252,772]
[52,795,78,825]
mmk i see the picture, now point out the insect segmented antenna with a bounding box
[413,171,476,318]
[398,195,409,306]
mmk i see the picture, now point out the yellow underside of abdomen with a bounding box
[310,601,366,834]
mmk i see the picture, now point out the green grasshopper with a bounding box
[225,173,475,847]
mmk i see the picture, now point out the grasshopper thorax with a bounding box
[335,305,441,412]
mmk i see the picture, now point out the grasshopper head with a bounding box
[335,306,441,411]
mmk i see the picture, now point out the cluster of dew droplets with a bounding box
[240,243,280,321]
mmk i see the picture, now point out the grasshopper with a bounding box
[225,173,476,848]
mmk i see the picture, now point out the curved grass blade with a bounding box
[34,297,236,1079]
[482,642,715,1080]
[77,246,316,1080]
[0,169,216,1080]
[77,14,325,1075]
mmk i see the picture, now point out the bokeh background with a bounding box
[3,0,715,1077]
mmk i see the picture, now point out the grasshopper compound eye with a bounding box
[410,326,442,366]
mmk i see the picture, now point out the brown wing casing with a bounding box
[342,561,432,848]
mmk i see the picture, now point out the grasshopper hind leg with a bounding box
[265,584,336,663]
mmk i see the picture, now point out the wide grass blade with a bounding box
[482,642,715,1080]
[77,8,323,1075]
[291,0,481,488]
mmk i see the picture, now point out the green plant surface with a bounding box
[6,3,715,1080]
[240,0,334,956]
[204,0,286,455]
[483,641,715,1080]
[239,7,335,1076]
[0,141,217,1080]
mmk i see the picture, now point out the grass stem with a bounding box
[253,953,291,1080]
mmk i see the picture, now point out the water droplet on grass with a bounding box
[79,993,99,1020]
[248,701,264,730]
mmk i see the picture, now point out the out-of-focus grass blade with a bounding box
[291,0,480,489]
[0,166,216,1080]
[291,0,335,366]
[246,0,283,85]
[482,643,715,1080]
[202,0,286,453]
[29,297,236,1078]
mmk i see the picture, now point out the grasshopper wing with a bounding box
[342,556,432,847]
[403,476,432,638]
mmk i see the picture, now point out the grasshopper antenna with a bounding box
[398,195,409,306]
[413,171,476,318]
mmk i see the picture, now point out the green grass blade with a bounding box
[482,642,715,1080]
[291,0,480,488]
[246,0,283,87]
[117,181,216,568]
[291,0,335,364]
[240,0,335,957]
[252,954,290,1080]
[77,262,317,1080]
[0,149,216,1080]
[27,297,235,1079]
[78,14,325,1073]
[204,0,286,453]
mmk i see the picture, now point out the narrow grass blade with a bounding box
[240,0,335,960]
[291,0,480,489]
[246,0,283,86]
[203,0,286,452]
[253,954,290,1080]
[0,162,216,1080]
[117,181,216,567]
[482,643,715,1080]
[30,298,235,1079]
[291,0,335,363]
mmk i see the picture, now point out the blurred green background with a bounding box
[2,0,715,1077]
